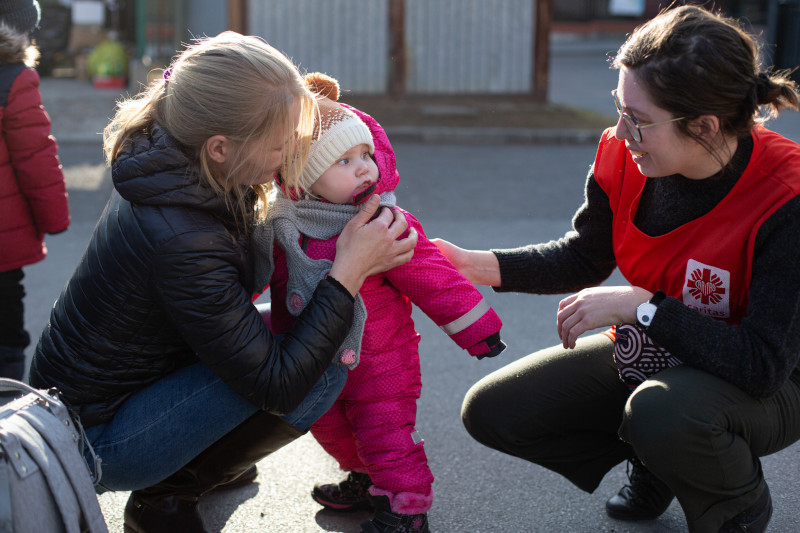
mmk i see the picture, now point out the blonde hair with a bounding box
[103,31,317,229]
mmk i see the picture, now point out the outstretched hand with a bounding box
[431,238,501,287]
[556,286,653,349]
[330,195,418,296]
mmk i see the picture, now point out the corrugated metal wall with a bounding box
[248,0,389,93]
[247,0,535,95]
[405,0,533,93]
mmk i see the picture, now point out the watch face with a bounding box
[637,302,657,326]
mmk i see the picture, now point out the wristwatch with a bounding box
[636,301,658,328]
[636,291,666,329]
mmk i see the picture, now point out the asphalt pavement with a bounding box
[24,35,800,533]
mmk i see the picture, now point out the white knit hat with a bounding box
[298,73,374,194]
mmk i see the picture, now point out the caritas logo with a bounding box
[683,259,730,319]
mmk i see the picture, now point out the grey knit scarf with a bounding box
[251,188,397,368]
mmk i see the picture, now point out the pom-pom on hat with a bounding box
[297,72,374,195]
[0,0,41,35]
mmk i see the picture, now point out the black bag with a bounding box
[0,378,107,532]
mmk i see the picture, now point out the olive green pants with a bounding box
[461,334,800,532]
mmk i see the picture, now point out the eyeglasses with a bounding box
[611,90,684,142]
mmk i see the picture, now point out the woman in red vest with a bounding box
[434,6,800,533]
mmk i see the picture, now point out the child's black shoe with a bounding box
[312,470,373,511]
[360,494,430,533]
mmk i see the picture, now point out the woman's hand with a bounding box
[556,286,653,349]
[431,238,501,287]
[330,195,418,296]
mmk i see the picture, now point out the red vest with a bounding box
[594,126,800,325]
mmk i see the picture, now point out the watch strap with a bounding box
[650,290,666,306]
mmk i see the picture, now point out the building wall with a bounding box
[247,0,535,95]
[404,0,532,93]
[249,0,389,94]
[184,0,227,39]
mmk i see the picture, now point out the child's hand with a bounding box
[468,333,507,359]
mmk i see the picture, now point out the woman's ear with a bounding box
[206,135,230,164]
[688,115,721,142]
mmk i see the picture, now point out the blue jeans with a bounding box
[85,357,347,492]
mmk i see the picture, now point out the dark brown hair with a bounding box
[612,5,799,151]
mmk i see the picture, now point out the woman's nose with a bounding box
[613,115,630,141]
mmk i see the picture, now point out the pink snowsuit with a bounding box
[267,107,504,513]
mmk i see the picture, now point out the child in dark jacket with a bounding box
[0,0,69,380]
[252,73,506,533]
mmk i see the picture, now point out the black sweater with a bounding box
[493,135,800,398]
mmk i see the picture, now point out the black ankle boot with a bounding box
[360,494,430,533]
[122,411,303,533]
[718,484,773,533]
[124,492,207,533]
[606,457,675,520]
[312,470,373,511]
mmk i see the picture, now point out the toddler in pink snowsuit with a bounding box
[251,73,505,533]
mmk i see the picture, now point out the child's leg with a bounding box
[0,268,28,380]
[346,354,434,515]
[310,397,374,511]
[310,398,365,471]
[350,393,433,514]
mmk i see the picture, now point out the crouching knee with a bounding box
[461,379,508,449]
[620,376,694,462]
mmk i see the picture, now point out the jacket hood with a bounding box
[0,24,33,64]
[112,124,229,214]
[342,104,399,196]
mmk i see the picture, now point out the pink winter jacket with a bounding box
[264,106,503,500]
[267,106,504,359]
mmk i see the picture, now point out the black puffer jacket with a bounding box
[30,125,354,428]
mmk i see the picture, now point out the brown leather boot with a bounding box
[210,464,258,492]
[123,411,303,533]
